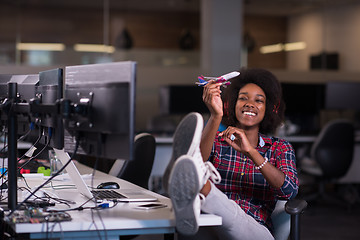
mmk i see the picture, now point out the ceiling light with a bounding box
[260,41,306,54]
[16,43,65,51]
[259,43,283,54]
[73,44,115,53]
[284,42,306,51]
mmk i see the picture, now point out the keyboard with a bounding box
[91,190,126,200]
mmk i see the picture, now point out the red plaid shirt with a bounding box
[209,132,299,232]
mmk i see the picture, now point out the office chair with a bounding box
[299,119,354,204]
[176,198,307,240]
[114,134,156,240]
[109,133,156,189]
[272,199,308,240]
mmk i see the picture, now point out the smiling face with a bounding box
[235,83,266,131]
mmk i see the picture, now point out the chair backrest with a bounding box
[272,200,290,240]
[310,119,354,178]
[109,133,156,189]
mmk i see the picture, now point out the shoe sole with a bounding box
[168,156,200,235]
[163,112,203,192]
[172,112,203,159]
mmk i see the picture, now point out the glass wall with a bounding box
[0,1,200,67]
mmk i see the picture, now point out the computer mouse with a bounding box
[97,181,120,189]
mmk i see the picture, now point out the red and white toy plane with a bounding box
[196,71,240,87]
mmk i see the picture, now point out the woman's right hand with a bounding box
[202,80,223,117]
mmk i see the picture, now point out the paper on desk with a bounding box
[22,173,45,178]
[44,173,93,181]
[23,173,93,181]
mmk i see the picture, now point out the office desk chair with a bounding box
[109,133,156,189]
[299,119,354,204]
[272,199,308,240]
[176,198,307,240]
[114,134,157,240]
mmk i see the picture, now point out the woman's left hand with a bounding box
[220,127,286,189]
[219,127,254,155]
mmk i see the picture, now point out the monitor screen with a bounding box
[281,82,325,115]
[63,61,136,160]
[281,82,326,134]
[159,85,208,115]
[325,81,360,110]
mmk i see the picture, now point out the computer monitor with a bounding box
[325,81,360,110]
[0,75,12,98]
[31,68,64,149]
[0,75,13,130]
[159,85,208,115]
[281,82,326,134]
[0,74,39,135]
[63,61,136,160]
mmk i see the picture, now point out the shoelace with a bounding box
[204,162,221,184]
[199,193,206,201]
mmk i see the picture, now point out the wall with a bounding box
[287,2,360,72]
[0,5,200,50]
[245,15,287,69]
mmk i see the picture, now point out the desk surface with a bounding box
[8,162,221,239]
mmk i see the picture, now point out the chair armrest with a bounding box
[285,199,308,215]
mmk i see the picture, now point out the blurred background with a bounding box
[1,0,360,133]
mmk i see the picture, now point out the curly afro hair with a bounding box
[222,67,285,134]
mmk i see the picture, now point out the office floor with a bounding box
[300,200,360,240]
[298,182,360,240]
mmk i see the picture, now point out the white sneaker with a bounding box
[168,155,221,235]
[163,112,204,192]
[163,112,221,235]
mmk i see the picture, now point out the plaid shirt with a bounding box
[209,132,299,232]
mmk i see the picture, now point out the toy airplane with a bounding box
[196,71,240,87]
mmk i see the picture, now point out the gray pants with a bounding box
[180,182,274,240]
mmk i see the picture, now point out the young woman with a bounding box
[200,69,298,239]
[167,68,298,240]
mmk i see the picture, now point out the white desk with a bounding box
[7,162,221,239]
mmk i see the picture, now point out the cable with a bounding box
[7,135,80,217]
[0,124,39,202]
[89,133,108,240]
[0,126,49,183]
[0,127,43,180]
[0,122,35,153]
[17,121,35,143]
[17,126,43,161]
[44,197,119,213]
[0,132,48,187]
[0,132,7,200]
[17,133,50,171]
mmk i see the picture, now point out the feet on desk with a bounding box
[165,112,221,236]
[168,155,220,235]
[163,112,204,192]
